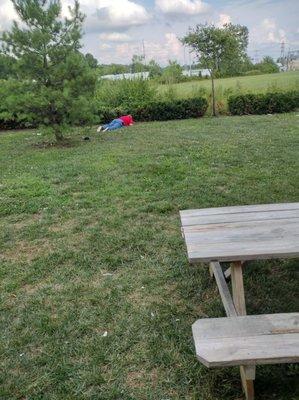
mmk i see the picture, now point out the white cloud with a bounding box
[252,18,287,44]
[99,32,133,42]
[165,33,182,57]
[42,0,151,32]
[216,13,231,28]
[262,18,276,31]
[81,0,150,31]
[156,0,209,16]
[114,32,183,65]
[99,43,112,50]
[0,0,19,31]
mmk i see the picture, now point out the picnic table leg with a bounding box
[231,261,255,400]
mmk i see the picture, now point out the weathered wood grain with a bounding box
[192,313,299,367]
[180,202,299,218]
[181,210,299,227]
[231,261,247,316]
[210,262,237,317]
[180,203,299,262]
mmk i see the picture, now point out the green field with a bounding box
[159,71,299,101]
[1,114,299,399]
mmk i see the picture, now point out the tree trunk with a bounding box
[211,72,216,117]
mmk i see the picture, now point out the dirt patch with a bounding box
[32,137,80,149]
[126,368,159,389]
[1,239,54,263]
[48,218,77,233]
[12,213,42,230]
[128,283,184,309]
[126,370,145,389]
[21,282,64,295]
[0,213,43,231]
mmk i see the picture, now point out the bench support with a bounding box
[209,261,255,400]
[224,267,231,279]
[231,261,255,400]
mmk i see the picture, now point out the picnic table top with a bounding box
[180,202,299,263]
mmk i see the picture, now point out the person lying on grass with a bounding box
[97,115,134,132]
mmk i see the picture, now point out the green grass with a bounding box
[159,71,299,98]
[1,114,299,399]
[159,71,299,115]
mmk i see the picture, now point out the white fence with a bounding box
[100,69,211,81]
[100,72,150,80]
[182,69,210,77]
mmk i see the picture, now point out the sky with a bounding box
[0,0,298,66]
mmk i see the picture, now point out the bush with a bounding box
[0,78,98,131]
[0,80,41,129]
[98,97,208,123]
[95,78,157,109]
[228,91,299,115]
[244,70,263,76]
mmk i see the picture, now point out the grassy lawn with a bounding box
[159,71,299,101]
[1,113,299,399]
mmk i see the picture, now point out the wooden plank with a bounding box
[241,365,256,380]
[210,262,237,317]
[181,210,299,227]
[180,202,299,218]
[240,367,255,400]
[192,313,299,367]
[224,267,231,279]
[192,313,299,339]
[180,204,299,262]
[187,238,299,263]
[231,261,246,316]
[193,332,299,367]
[183,218,299,240]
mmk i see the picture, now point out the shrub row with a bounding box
[98,97,208,123]
[228,91,299,115]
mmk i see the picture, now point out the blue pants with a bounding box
[103,119,124,131]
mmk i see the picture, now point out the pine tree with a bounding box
[1,0,97,141]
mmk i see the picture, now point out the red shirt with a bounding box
[119,115,134,126]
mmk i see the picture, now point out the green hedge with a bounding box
[99,97,208,123]
[228,91,299,115]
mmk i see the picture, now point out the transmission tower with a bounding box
[142,40,146,65]
[280,41,285,58]
[280,41,286,68]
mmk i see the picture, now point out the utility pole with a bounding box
[142,39,146,65]
[280,41,286,69]
[286,47,291,71]
[280,41,285,59]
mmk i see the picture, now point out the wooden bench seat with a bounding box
[192,313,299,367]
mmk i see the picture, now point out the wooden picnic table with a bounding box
[180,202,299,400]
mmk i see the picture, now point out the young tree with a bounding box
[85,53,98,69]
[148,59,162,79]
[131,54,145,73]
[256,56,279,74]
[182,23,249,116]
[161,60,183,84]
[0,0,97,141]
